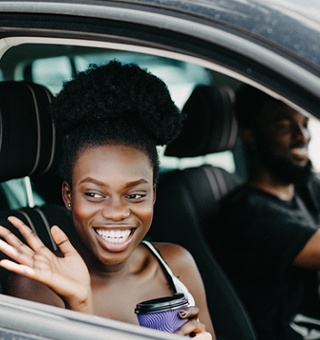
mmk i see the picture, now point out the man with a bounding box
[209,84,320,339]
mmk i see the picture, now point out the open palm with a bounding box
[0,216,92,311]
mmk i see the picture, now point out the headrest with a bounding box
[0,81,56,181]
[165,85,238,157]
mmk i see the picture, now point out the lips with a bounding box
[290,147,308,160]
[95,228,133,244]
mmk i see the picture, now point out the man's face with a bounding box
[250,100,311,183]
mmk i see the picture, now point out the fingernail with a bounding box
[179,310,186,317]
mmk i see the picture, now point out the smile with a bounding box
[95,228,133,244]
[291,147,308,159]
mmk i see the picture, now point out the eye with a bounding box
[126,193,146,201]
[85,192,105,201]
[273,120,291,133]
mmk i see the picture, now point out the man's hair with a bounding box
[51,60,184,185]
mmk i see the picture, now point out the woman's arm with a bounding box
[154,242,215,339]
[4,273,65,308]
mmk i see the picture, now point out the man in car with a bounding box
[208,84,320,339]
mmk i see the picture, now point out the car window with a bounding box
[0,1,319,338]
[3,43,320,209]
[1,179,44,209]
[0,44,239,208]
[31,56,74,94]
[16,46,237,173]
[30,51,211,104]
[308,116,320,172]
[28,49,320,175]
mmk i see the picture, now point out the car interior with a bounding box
[150,83,256,339]
[0,40,319,339]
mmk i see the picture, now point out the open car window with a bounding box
[0,1,319,339]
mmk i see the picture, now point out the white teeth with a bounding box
[291,148,308,156]
[292,148,305,153]
[96,229,131,244]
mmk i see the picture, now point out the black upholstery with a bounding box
[165,85,238,157]
[0,81,73,287]
[0,205,76,287]
[0,81,64,207]
[0,81,55,181]
[150,85,257,339]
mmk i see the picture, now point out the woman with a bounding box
[0,61,214,339]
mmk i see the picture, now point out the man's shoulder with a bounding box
[218,184,283,220]
[221,184,266,204]
[308,172,320,188]
[296,171,320,191]
[297,172,320,221]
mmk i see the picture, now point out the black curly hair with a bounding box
[51,60,184,185]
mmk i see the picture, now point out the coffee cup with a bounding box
[135,293,189,333]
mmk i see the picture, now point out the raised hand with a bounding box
[0,216,93,313]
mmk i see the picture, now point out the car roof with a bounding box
[1,0,320,69]
[0,0,319,117]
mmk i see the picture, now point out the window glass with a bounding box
[1,46,238,176]
[308,116,320,172]
[31,57,73,95]
[1,178,45,209]
[158,146,235,172]
[29,49,236,172]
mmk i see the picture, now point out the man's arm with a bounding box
[294,229,320,269]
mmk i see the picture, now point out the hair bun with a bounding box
[51,61,184,145]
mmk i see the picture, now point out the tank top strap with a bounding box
[141,240,195,306]
[141,240,177,293]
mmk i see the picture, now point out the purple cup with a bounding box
[135,293,189,333]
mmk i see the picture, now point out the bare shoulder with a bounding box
[4,273,64,308]
[151,242,215,335]
[151,242,197,274]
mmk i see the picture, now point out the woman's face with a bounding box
[62,144,155,266]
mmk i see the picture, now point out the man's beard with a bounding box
[252,135,313,184]
[260,154,312,184]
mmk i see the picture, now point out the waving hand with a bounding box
[0,216,93,313]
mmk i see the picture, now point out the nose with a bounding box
[294,123,311,144]
[101,198,130,221]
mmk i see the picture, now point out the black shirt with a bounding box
[210,175,320,339]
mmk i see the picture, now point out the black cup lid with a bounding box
[135,293,188,314]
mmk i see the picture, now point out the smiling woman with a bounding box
[68,144,154,255]
[0,61,215,339]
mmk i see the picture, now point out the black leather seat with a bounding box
[150,85,257,339]
[0,81,74,288]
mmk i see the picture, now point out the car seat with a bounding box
[0,81,75,289]
[150,85,257,339]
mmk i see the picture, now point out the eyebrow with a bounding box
[273,110,309,122]
[273,111,293,120]
[79,177,150,188]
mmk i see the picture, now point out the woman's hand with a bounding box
[174,305,213,339]
[0,216,93,313]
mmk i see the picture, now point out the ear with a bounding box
[153,184,157,205]
[62,181,72,211]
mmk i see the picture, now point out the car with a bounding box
[0,0,319,339]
